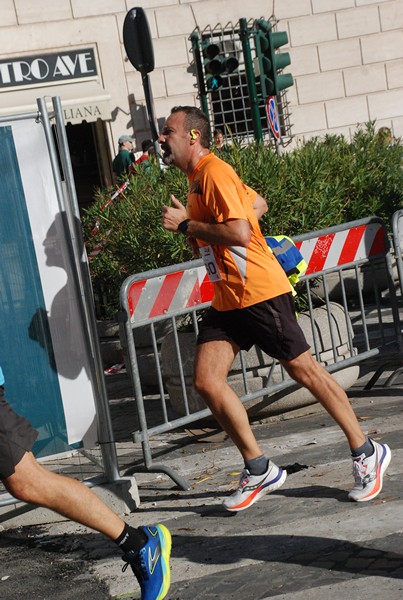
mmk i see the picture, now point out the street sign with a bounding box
[123,7,154,74]
[266,95,280,140]
[123,7,159,143]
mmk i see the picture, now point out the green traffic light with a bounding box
[256,19,272,33]
[254,19,293,97]
[255,31,269,54]
[275,73,294,92]
[274,52,291,71]
[270,31,289,50]
[262,78,274,97]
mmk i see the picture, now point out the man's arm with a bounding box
[162,195,251,247]
[186,218,251,247]
[244,185,268,220]
[253,194,268,219]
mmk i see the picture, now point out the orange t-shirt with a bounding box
[187,153,291,311]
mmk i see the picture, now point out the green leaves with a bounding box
[224,124,402,236]
[82,161,193,316]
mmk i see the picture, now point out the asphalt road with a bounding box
[0,526,112,599]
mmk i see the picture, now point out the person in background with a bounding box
[131,140,157,175]
[112,135,135,179]
[0,364,171,600]
[135,139,154,165]
[377,126,393,147]
[213,128,230,157]
[159,105,391,513]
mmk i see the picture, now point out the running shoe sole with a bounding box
[155,524,172,600]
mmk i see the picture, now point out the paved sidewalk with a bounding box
[101,366,403,599]
[1,367,402,600]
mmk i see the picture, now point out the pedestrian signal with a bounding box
[202,40,239,92]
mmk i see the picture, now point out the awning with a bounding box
[0,80,112,124]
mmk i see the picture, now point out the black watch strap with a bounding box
[178,219,190,234]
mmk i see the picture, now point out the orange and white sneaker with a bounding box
[348,440,391,502]
[222,461,287,512]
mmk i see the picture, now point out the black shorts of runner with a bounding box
[0,386,38,480]
[197,292,310,361]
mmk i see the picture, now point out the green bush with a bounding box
[82,122,402,317]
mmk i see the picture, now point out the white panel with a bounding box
[8,118,97,447]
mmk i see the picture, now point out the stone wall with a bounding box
[1,0,402,150]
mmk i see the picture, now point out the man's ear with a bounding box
[190,129,198,140]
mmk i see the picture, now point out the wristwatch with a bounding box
[178,219,191,234]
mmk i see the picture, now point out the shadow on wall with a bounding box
[28,213,90,381]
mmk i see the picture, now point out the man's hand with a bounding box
[162,195,188,232]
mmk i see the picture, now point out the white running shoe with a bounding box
[222,461,287,512]
[348,440,391,502]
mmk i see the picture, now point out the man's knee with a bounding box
[3,472,30,502]
[193,369,212,396]
[282,351,319,384]
[3,452,42,503]
[194,363,228,398]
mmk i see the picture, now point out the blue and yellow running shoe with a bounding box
[122,524,171,600]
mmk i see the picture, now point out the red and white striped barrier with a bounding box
[295,222,386,275]
[127,266,214,322]
[99,180,130,211]
[86,180,131,261]
[86,229,112,261]
[125,221,387,324]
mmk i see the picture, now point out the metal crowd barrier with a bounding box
[364,209,403,388]
[119,216,403,489]
[392,209,403,296]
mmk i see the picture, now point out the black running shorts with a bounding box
[0,387,38,480]
[197,293,310,361]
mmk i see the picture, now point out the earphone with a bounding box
[190,129,197,139]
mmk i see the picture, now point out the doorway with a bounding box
[65,120,112,212]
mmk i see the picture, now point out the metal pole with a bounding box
[37,96,120,483]
[141,73,164,169]
[239,18,263,142]
[142,72,159,141]
[190,31,209,118]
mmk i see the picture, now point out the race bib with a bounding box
[200,245,222,282]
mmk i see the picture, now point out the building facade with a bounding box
[1,0,402,207]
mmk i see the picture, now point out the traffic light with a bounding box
[254,19,293,98]
[202,40,239,92]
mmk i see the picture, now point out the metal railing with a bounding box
[392,209,403,296]
[120,216,403,489]
[364,209,403,389]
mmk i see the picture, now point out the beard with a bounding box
[161,145,174,166]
